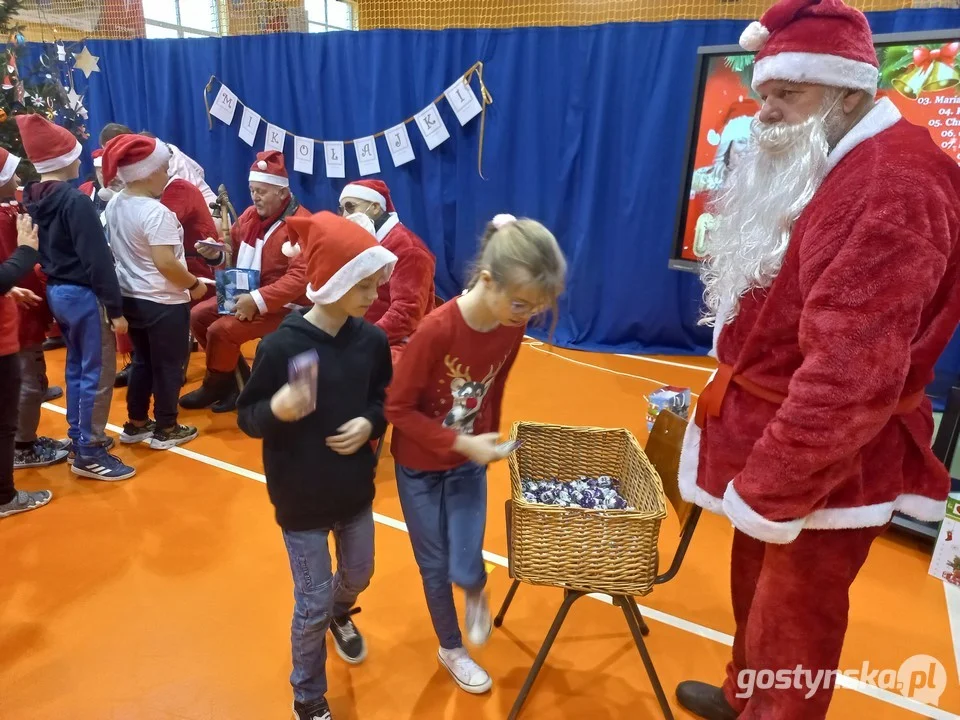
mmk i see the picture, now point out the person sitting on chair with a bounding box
[179,151,310,413]
[338,179,436,364]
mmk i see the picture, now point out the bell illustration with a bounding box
[892,64,934,99]
[923,60,960,93]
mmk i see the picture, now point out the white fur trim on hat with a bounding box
[306,244,398,305]
[739,21,770,52]
[248,170,289,188]
[98,186,116,202]
[340,183,386,211]
[752,51,879,96]
[93,155,102,168]
[32,141,83,174]
[281,240,300,258]
[116,142,172,184]
[0,152,21,185]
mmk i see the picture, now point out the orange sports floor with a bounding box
[1,340,956,720]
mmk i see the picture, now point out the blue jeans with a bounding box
[282,507,375,704]
[46,284,115,456]
[396,461,488,650]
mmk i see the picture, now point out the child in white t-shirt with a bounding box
[101,135,207,451]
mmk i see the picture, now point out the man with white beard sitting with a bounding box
[675,1,960,718]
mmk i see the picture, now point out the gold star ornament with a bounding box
[72,46,100,78]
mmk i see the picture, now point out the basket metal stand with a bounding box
[496,411,701,719]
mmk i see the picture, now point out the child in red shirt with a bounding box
[385,214,566,694]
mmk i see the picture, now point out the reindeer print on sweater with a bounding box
[442,355,505,434]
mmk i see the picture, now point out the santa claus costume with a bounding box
[676,1,960,719]
[339,180,435,364]
[180,151,310,413]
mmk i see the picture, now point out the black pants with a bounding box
[0,353,22,504]
[123,297,191,429]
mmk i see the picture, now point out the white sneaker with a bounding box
[438,647,492,694]
[465,591,492,646]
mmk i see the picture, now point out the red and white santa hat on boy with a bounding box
[740,0,879,96]
[339,179,395,214]
[101,134,171,186]
[0,147,22,186]
[283,211,397,305]
[249,150,289,187]
[15,114,83,174]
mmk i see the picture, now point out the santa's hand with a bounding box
[270,382,314,422]
[195,240,223,261]
[453,432,508,466]
[6,286,40,307]
[326,417,373,456]
[234,293,259,322]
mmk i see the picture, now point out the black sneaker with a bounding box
[330,608,366,664]
[150,424,198,451]
[120,420,157,445]
[293,698,332,720]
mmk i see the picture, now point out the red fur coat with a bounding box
[225,198,311,314]
[680,98,960,544]
[364,214,436,345]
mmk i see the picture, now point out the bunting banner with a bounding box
[203,61,493,179]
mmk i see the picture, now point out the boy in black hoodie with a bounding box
[17,115,135,481]
[237,211,395,720]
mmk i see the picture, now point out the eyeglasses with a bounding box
[339,200,373,215]
[249,187,280,199]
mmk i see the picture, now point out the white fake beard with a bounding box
[700,93,846,326]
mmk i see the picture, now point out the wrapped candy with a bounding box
[519,475,633,510]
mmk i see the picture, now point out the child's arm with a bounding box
[483,335,522,433]
[0,246,40,294]
[236,340,289,439]
[365,332,394,441]
[68,194,124,319]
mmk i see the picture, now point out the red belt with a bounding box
[693,363,925,429]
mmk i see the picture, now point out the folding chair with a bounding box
[494,410,701,719]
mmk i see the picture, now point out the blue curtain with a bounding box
[69,8,960,381]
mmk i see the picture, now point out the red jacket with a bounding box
[365,215,436,346]
[0,201,50,350]
[161,179,218,282]
[679,100,960,544]
[224,198,311,314]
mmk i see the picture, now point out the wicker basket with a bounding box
[507,421,668,597]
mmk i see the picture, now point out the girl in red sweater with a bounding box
[385,214,566,694]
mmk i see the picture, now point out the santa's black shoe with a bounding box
[676,681,738,720]
[179,370,234,410]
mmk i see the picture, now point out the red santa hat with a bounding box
[15,114,83,174]
[283,211,397,305]
[101,134,171,187]
[248,150,289,187]
[708,96,761,159]
[92,148,103,169]
[0,147,21,186]
[740,0,879,96]
[340,179,395,213]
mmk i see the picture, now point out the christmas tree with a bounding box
[0,0,90,182]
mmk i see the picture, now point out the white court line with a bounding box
[519,334,715,374]
[39,403,955,717]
